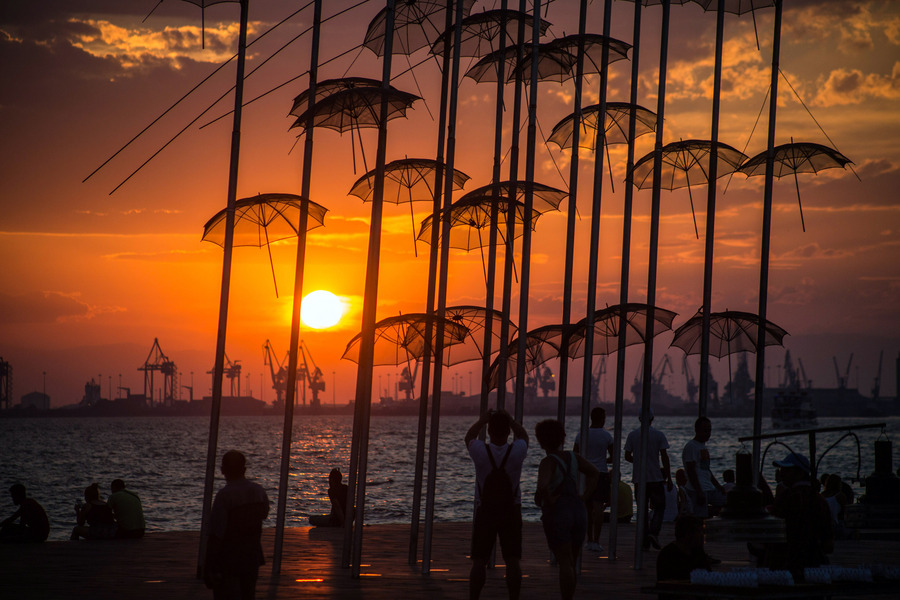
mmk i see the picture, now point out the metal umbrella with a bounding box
[569,303,678,358]
[416,195,541,252]
[289,85,421,173]
[544,33,631,76]
[671,309,788,358]
[363,0,477,56]
[548,102,657,151]
[488,324,570,389]
[430,8,550,58]
[341,313,470,367]
[630,139,748,238]
[464,42,579,85]
[442,305,517,367]
[348,158,470,254]
[457,180,567,214]
[200,193,327,297]
[738,141,853,232]
[288,77,383,118]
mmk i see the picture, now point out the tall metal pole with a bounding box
[197,0,249,576]
[423,0,465,574]
[698,0,726,417]
[345,0,396,577]
[409,0,453,566]
[272,0,321,574]
[753,0,783,476]
[610,0,643,562]
[512,0,543,423]
[556,0,589,422]
[579,0,614,487]
[636,0,670,570]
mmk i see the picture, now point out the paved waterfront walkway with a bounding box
[2,522,899,599]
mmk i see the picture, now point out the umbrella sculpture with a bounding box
[548,102,657,151]
[363,0,477,56]
[348,158,470,254]
[289,84,421,173]
[568,303,678,358]
[630,139,748,238]
[488,324,571,389]
[341,313,470,367]
[544,33,631,77]
[416,195,541,252]
[201,193,327,297]
[430,8,551,58]
[442,305,517,367]
[288,77,383,118]
[464,42,579,85]
[738,141,853,232]
[670,309,788,404]
[457,180,568,214]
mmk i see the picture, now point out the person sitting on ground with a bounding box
[0,484,50,543]
[71,482,117,540]
[108,479,146,539]
[722,469,736,494]
[762,452,834,576]
[656,515,715,581]
[535,419,600,600]
[309,468,349,527]
[674,468,693,518]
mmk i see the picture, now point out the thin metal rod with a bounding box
[636,0,670,571]
[698,0,726,417]
[197,0,250,578]
[752,0,783,480]
[272,0,321,575]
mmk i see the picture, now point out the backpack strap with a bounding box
[485,442,513,470]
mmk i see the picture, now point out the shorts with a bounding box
[541,494,587,548]
[471,504,522,561]
[590,472,611,505]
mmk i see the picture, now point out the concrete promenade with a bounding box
[2,522,899,599]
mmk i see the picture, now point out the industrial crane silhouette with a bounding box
[298,340,325,408]
[208,354,242,397]
[263,340,324,408]
[263,340,288,405]
[139,338,177,407]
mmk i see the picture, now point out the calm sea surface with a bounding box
[1,415,896,541]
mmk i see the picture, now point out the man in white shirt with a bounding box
[465,409,529,600]
[625,410,672,550]
[682,416,727,518]
[573,407,613,552]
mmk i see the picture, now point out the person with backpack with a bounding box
[465,409,529,600]
[534,419,600,600]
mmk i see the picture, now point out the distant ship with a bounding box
[771,388,818,430]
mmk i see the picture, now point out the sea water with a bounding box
[1,415,895,541]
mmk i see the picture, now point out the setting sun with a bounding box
[300,290,345,329]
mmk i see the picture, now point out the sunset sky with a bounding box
[2,0,899,408]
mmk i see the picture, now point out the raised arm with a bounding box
[509,416,529,446]
[464,412,491,446]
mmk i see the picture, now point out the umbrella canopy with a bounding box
[363,0,477,56]
[458,180,567,214]
[201,193,327,247]
[544,33,631,76]
[347,158,470,203]
[430,9,551,58]
[464,42,578,85]
[289,86,420,134]
[288,77,383,118]
[670,309,788,358]
[738,141,852,232]
[442,305,518,367]
[569,303,678,358]
[548,102,657,151]
[201,193,327,297]
[341,313,470,367]
[630,139,748,237]
[416,195,540,251]
[691,0,775,15]
[489,324,571,388]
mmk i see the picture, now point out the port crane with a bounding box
[682,356,698,405]
[833,353,854,390]
[139,338,178,406]
[207,354,242,397]
[263,340,288,405]
[298,340,325,408]
[398,361,418,401]
[263,340,324,407]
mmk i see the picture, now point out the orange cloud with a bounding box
[813,62,900,106]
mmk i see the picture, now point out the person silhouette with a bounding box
[71,483,116,540]
[0,484,49,543]
[204,450,270,600]
[108,479,146,538]
[309,468,349,527]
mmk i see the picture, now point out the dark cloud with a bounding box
[0,291,101,324]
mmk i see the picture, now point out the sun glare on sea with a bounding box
[300,290,345,329]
